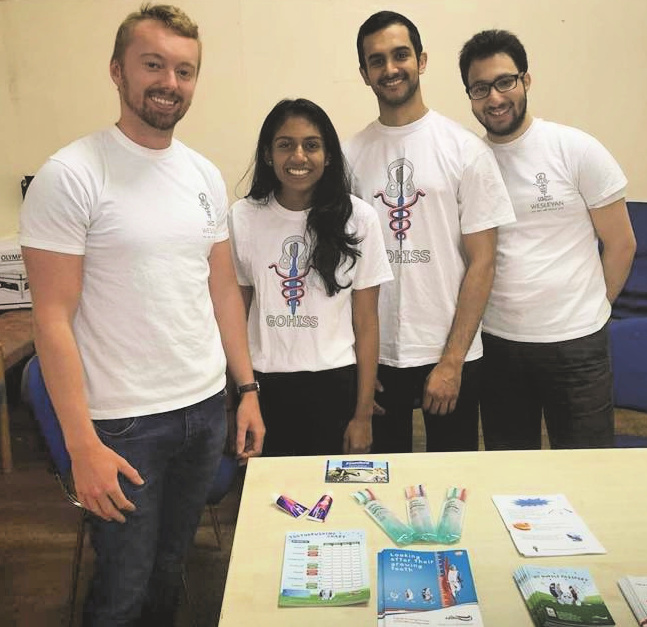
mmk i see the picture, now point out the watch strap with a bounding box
[237,381,260,395]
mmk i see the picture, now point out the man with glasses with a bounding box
[459,29,636,450]
[344,12,515,453]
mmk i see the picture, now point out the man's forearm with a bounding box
[441,230,496,367]
[33,319,99,454]
[441,262,493,366]
[214,286,256,387]
[352,287,380,420]
[602,245,635,303]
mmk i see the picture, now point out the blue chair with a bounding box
[612,201,647,319]
[609,319,647,447]
[609,318,647,411]
[205,453,239,549]
[22,355,87,627]
[22,355,238,625]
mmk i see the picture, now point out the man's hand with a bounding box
[235,393,265,464]
[343,416,372,454]
[71,441,144,523]
[422,361,462,415]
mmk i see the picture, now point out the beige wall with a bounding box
[1,0,645,237]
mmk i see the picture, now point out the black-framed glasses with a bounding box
[467,73,525,100]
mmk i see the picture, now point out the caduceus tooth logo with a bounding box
[268,236,312,314]
[534,172,550,196]
[198,192,214,225]
[374,158,426,248]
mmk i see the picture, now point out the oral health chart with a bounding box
[278,529,370,607]
[492,494,606,557]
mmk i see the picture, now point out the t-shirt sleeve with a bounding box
[19,158,91,255]
[206,167,230,243]
[228,204,252,286]
[577,136,628,209]
[458,143,516,235]
[351,198,393,290]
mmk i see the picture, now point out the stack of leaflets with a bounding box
[278,530,370,607]
[618,576,647,625]
[492,495,606,557]
[377,548,483,626]
[513,566,614,626]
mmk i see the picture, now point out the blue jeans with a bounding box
[82,391,227,627]
[480,326,614,449]
[372,361,481,453]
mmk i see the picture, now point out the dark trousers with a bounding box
[372,360,481,453]
[256,365,357,456]
[480,325,614,450]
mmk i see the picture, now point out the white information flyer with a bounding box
[279,529,370,607]
[492,494,606,557]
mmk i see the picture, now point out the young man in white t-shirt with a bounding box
[459,29,636,449]
[344,11,515,453]
[20,5,264,624]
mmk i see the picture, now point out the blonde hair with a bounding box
[111,3,201,70]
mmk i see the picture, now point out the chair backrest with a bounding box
[207,454,239,505]
[23,355,72,477]
[609,317,647,412]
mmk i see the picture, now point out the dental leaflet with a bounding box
[278,530,370,607]
[377,548,483,626]
[492,494,606,557]
[617,575,647,625]
[325,459,389,483]
[514,566,614,626]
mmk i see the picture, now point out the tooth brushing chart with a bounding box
[278,530,370,607]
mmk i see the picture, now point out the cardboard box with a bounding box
[0,237,31,310]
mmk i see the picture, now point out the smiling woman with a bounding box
[268,115,328,211]
[228,98,393,458]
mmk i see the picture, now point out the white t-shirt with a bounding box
[484,118,628,342]
[229,194,392,373]
[20,126,229,420]
[344,109,516,367]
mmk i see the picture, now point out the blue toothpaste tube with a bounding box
[273,493,308,518]
[307,492,333,522]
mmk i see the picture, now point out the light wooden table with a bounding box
[219,449,647,626]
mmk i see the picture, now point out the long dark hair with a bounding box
[247,98,361,296]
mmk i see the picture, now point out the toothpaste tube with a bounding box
[352,488,414,545]
[307,492,333,522]
[436,487,467,544]
[272,493,308,518]
[405,484,437,542]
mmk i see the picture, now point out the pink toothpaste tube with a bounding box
[272,493,309,518]
[307,492,333,522]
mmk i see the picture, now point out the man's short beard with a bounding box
[121,74,187,131]
[375,73,420,108]
[486,92,528,138]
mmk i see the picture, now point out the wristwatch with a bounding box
[237,381,260,395]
